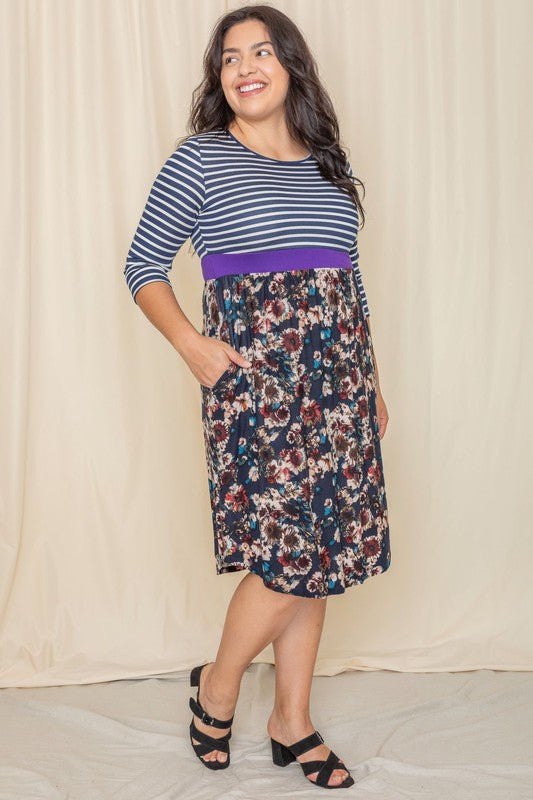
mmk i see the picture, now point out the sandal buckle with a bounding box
[201,710,214,725]
[316,730,324,743]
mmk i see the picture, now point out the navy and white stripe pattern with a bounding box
[124,129,370,317]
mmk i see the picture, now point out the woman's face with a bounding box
[220,19,290,124]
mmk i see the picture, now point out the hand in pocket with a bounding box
[181,331,252,389]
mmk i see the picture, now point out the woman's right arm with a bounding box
[134,281,251,387]
[134,280,200,363]
[124,139,250,386]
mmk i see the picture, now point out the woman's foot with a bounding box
[267,710,351,787]
[191,662,238,764]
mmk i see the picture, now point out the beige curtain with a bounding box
[1,0,531,688]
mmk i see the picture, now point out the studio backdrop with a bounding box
[1,0,531,687]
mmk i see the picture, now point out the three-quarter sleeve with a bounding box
[124,137,205,304]
[346,160,370,319]
[348,237,370,319]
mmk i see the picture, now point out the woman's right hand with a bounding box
[180,330,252,389]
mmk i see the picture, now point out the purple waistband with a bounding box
[201,247,352,281]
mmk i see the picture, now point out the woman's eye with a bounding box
[224,49,270,65]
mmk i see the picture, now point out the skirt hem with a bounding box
[214,559,392,599]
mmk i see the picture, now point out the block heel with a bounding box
[189,663,204,688]
[271,737,297,766]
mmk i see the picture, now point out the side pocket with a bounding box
[211,362,237,392]
[207,279,245,396]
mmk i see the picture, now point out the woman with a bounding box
[124,4,391,790]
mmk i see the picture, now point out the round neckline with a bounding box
[225,129,313,164]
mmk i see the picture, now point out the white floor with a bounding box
[1,663,532,799]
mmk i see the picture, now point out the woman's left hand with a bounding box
[376,388,389,440]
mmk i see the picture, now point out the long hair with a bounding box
[176,3,366,229]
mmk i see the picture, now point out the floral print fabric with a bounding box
[200,267,391,598]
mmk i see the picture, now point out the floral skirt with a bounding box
[200,266,391,598]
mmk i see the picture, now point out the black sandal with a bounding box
[189,663,234,770]
[271,729,355,788]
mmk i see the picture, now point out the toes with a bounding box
[191,738,224,763]
[198,748,227,763]
[329,769,349,785]
[206,752,226,763]
[307,768,349,786]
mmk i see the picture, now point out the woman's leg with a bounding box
[266,597,351,786]
[191,572,305,763]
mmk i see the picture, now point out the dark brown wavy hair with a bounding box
[176,3,366,229]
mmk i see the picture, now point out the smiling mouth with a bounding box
[237,82,267,96]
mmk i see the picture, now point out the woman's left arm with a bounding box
[365,316,380,387]
[365,316,389,439]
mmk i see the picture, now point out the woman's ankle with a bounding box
[204,662,241,708]
[268,706,313,730]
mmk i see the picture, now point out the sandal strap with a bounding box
[189,694,234,728]
[301,759,328,775]
[288,729,324,757]
[315,749,344,787]
[189,719,231,752]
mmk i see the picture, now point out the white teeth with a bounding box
[238,83,266,93]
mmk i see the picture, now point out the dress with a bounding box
[124,128,391,598]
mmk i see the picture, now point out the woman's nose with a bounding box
[238,58,256,76]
